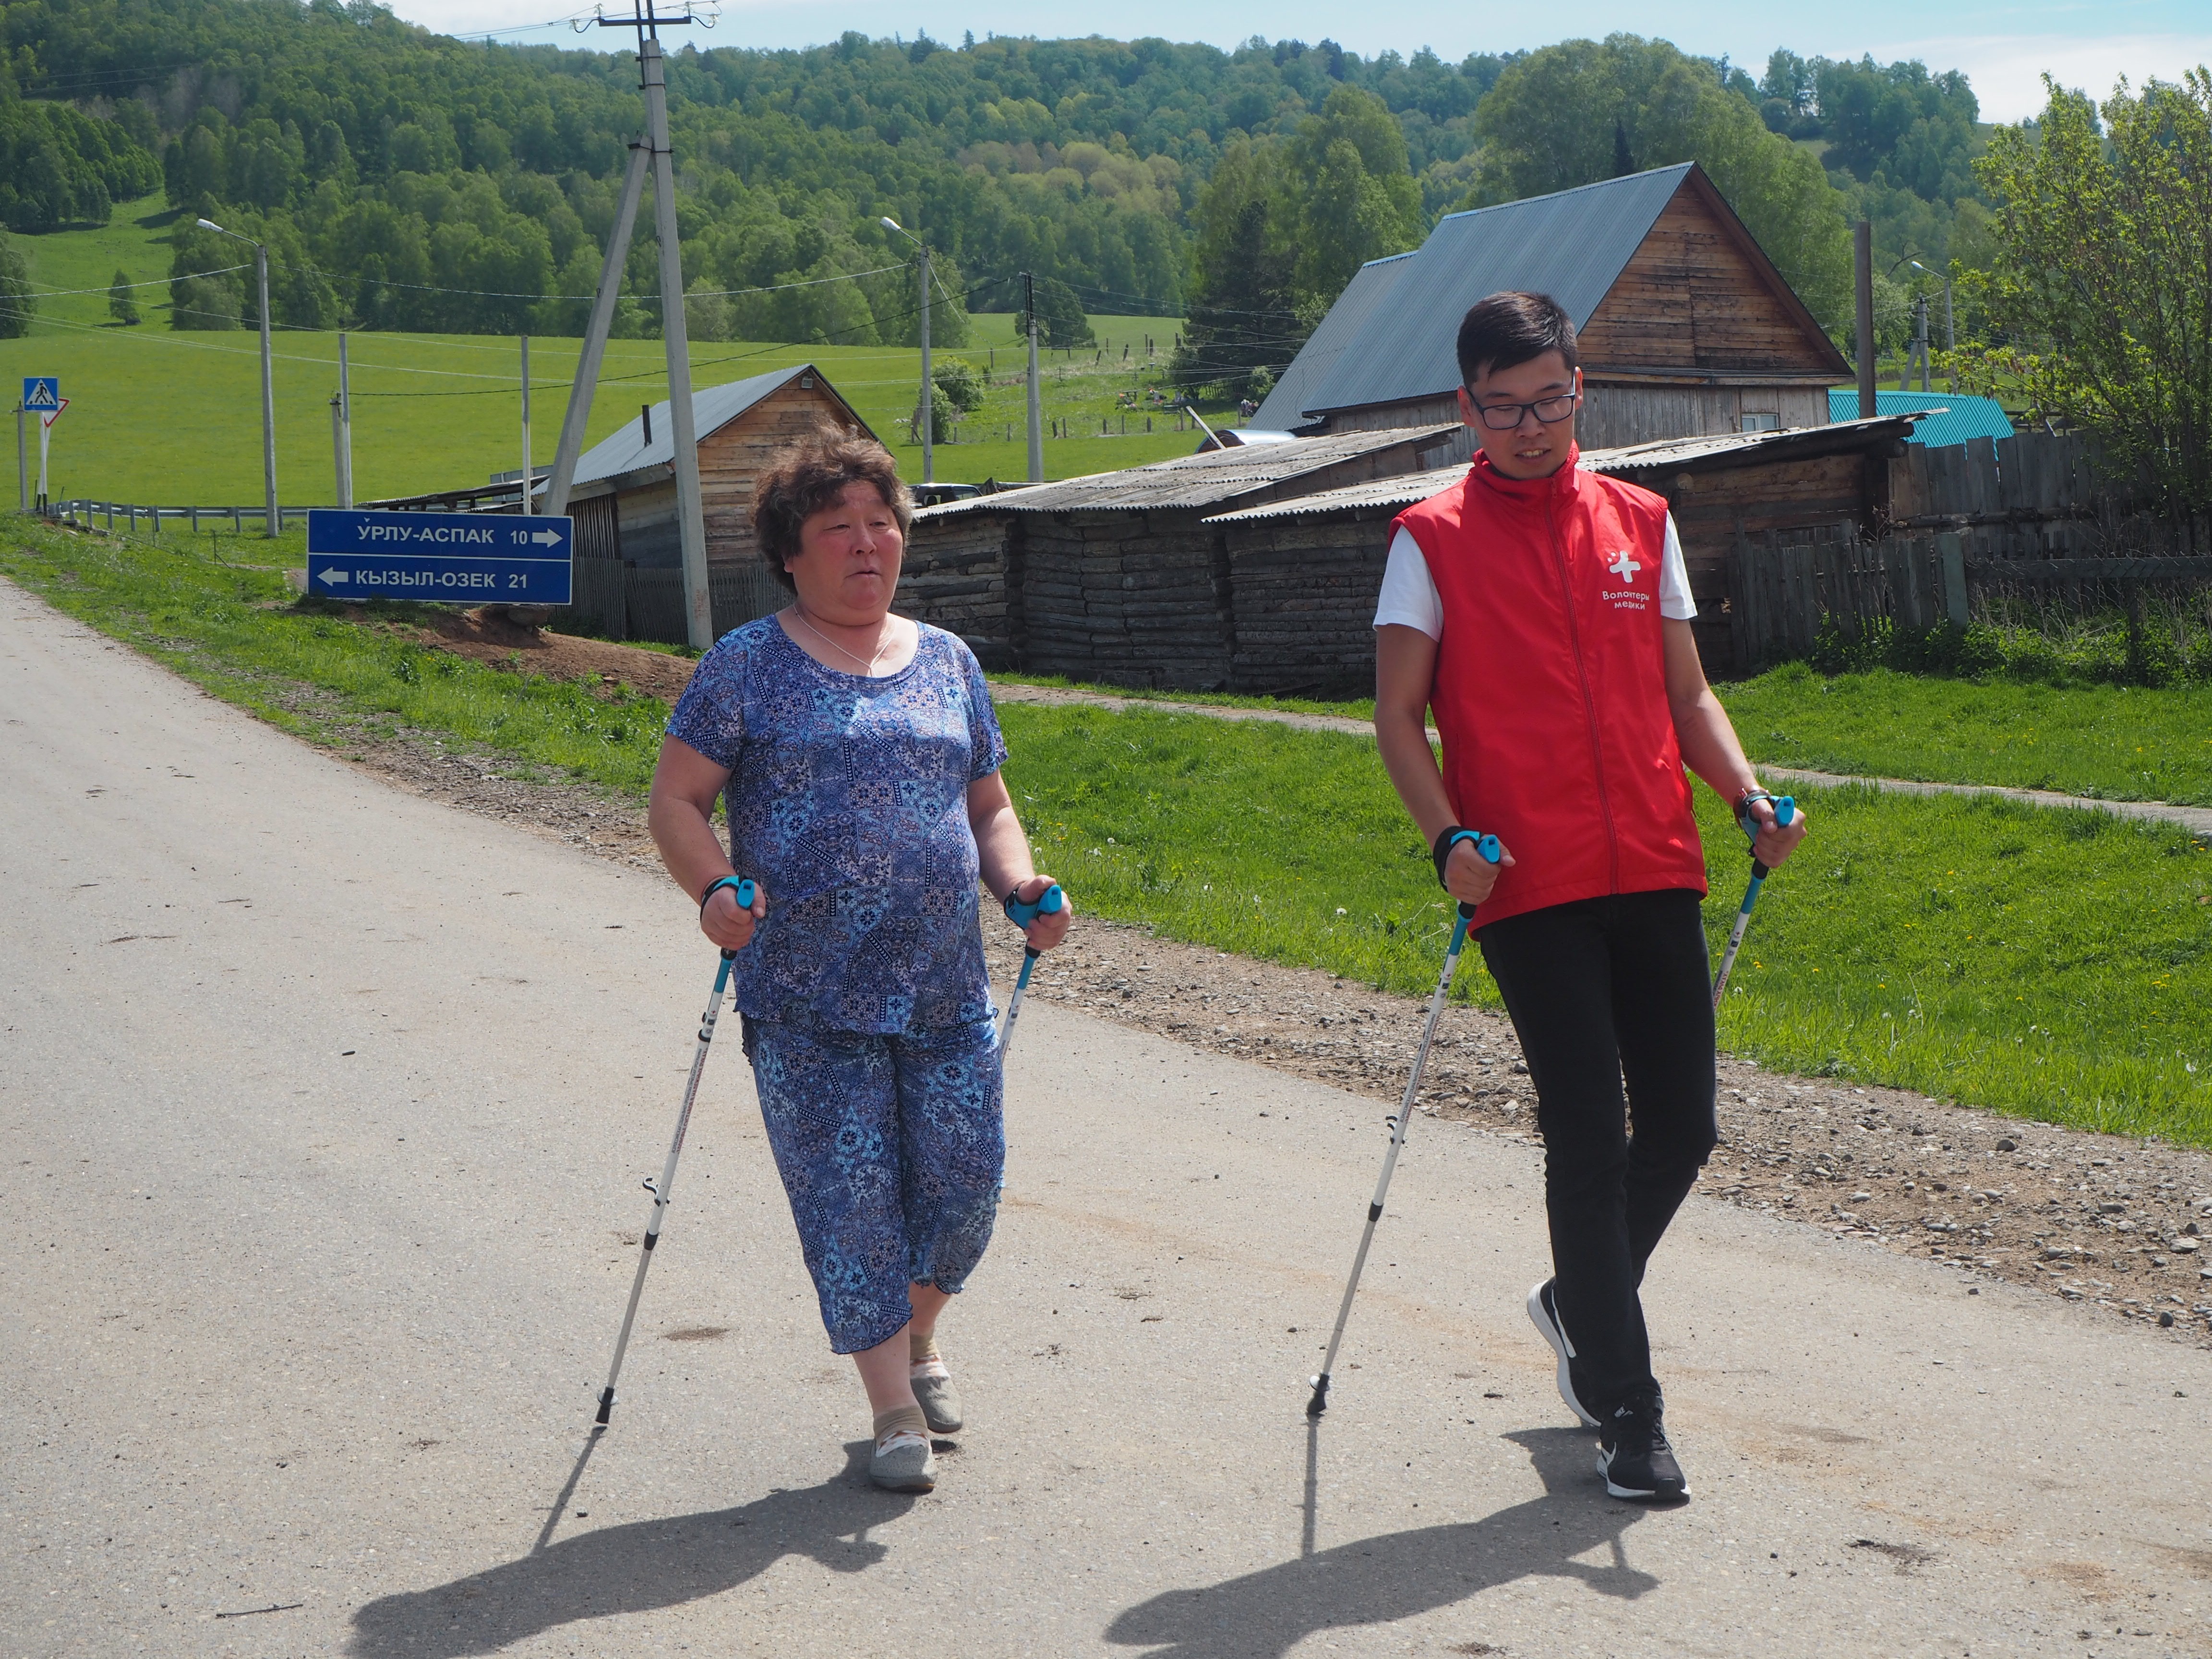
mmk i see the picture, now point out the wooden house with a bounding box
[555,364,874,637]
[1202,415,1921,687]
[901,424,1461,685]
[1251,163,1851,452]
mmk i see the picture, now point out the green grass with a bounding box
[0,218,1221,502]
[987,673,1375,722]
[7,193,182,329]
[1000,704,2212,1143]
[1720,663,2212,806]
[10,516,2207,1144]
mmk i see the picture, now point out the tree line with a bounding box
[0,0,2001,386]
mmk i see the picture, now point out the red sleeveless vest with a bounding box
[1391,446,1707,929]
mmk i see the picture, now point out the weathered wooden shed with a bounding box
[1251,163,1851,451]
[1202,415,1920,687]
[564,364,875,640]
[901,424,1460,686]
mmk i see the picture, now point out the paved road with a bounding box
[6,578,2210,1659]
[990,681,2212,835]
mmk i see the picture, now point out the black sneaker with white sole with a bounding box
[1597,1389,1688,1503]
[1525,1279,1600,1429]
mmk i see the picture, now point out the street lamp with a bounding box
[199,217,278,536]
[879,217,933,483]
[1909,260,1956,393]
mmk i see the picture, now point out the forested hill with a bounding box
[0,0,1993,385]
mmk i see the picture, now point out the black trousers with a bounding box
[1478,887,1719,1416]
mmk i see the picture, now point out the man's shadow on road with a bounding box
[1104,1428,1660,1659]
[346,1440,907,1659]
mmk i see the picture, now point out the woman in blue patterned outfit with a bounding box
[649,428,1070,1494]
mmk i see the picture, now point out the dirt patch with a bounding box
[286,684,2212,1350]
[313,604,699,704]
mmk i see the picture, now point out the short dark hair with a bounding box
[750,428,912,591]
[1455,291,1579,387]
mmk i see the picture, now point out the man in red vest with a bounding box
[1373,290,1807,1503]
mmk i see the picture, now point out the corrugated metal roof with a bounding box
[911,424,1462,517]
[1297,165,1694,419]
[1202,416,1923,524]
[572,364,845,488]
[1249,252,1418,432]
[1826,389,2015,447]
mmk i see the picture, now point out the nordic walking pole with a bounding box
[1308,835,1500,1418]
[1710,796,1796,1010]
[997,882,1065,1053]
[593,878,754,1429]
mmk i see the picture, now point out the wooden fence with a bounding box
[1730,523,2212,668]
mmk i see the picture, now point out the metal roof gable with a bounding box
[1298,165,1694,419]
[1249,251,1418,432]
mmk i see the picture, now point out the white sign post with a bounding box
[36,397,66,508]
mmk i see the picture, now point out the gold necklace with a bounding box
[791,605,892,675]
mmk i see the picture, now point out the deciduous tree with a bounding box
[1969,71,2212,513]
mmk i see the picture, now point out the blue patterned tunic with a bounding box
[665,616,1010,1034]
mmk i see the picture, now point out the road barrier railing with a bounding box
[40,500,342,536]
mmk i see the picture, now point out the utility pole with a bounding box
[519,334,532,507]
[1943,275,1956,393]
[200,217,278,534]
[1853,220,1876,420]
[539,2,712,644]
[1912,296,1931,392]
[336,331,353,507]
[919,242,932,483]
[15,404,24,514]
[545,140,649,520]
[881,219,933,482]
[330,393,344,505]
[1024,271,1042,483]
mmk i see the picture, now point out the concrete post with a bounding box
[1025,272,1043,483]
[256,240,277,536]
[640,35,712,648]
[545,139,649,519]
[1854,221,1876,421]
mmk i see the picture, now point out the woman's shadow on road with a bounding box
[1104,1428,1660,1659]
[346,1440,908,1659]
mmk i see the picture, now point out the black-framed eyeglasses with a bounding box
[1471,392,1579,431]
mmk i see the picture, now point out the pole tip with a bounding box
[1305,1375,1331,1418]
[594,1387,615,1427]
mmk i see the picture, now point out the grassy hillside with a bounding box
[8,194,181,329]
[1,273,1217,502]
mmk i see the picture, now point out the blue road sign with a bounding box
[305,509,573,605]
[23,377,59,411]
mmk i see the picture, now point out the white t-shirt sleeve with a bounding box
[1373,527,1443,639]
[1373,516,1695,634]
[1659,514,1696,620]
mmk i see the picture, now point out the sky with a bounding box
[382,0,2212,124]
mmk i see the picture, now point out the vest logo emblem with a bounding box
[1608,549,1642,582]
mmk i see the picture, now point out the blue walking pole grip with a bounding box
[1446,829,1502,866]
[1004,882,1066,930]
[700,876,758,960]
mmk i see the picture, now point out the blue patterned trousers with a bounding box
[743,1013,1004,1354]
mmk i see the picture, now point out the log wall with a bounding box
[1576,190,1840,375]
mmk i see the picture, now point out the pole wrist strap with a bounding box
[699,875,746,917]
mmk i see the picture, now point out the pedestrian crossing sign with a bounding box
[23,377,59,411]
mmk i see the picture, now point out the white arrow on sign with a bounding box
[318,566,351,584]
[529,528,562,546]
